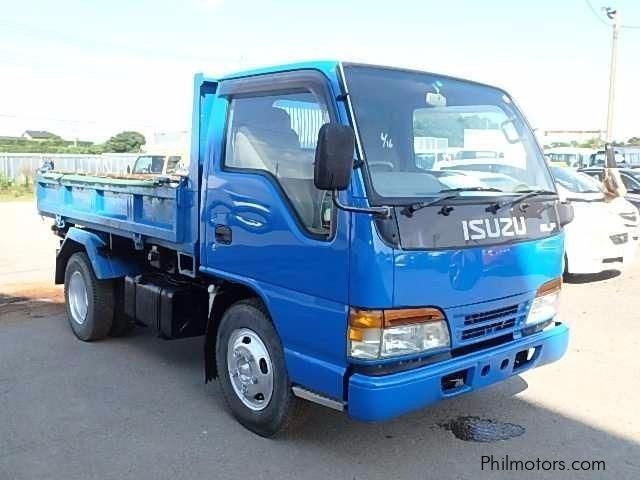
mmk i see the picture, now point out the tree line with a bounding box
[0,131,146,154]
[544,136,640,149]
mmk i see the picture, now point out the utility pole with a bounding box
[601,7,625,200]
[605,7,619,143]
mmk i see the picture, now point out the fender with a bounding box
[202,270,272,383]
[55,227,141,283]
[200,265,347,400]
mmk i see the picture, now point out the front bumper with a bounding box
[347,322,569,421]
[566,241,629,274]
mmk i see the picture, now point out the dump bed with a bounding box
[36,171,199,254]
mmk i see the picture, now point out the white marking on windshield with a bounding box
[380,132,394,149]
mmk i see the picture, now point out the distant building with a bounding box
[536,129,604,146]
[22,130,58,141]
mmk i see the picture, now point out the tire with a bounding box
[215,298,303,437]
[562,254,574,281]
[64,252,114,341]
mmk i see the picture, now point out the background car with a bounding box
[129,154,185,175]
[544,147,596,168]
[550,166,638,276]
[585,150,627,168]
[579,166,640,210]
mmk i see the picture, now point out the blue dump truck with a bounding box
[36,61,573,437]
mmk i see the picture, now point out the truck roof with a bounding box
[216,60,340,81]
[199,61,507,94]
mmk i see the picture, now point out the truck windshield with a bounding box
[343,65,555,202]
[165,156,181,174]
[132,155,166,174]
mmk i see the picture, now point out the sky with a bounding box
[1,0,640,143]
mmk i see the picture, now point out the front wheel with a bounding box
[64,252,114,341]
[215,299,303,437]
[562,253,574,281]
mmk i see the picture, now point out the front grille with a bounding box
[462,318,516,340]
[460,303,524,343]
[464,304,519,326]
[610,233,628,245]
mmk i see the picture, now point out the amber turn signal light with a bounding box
[349,307,445,329]
[536,277,562,297]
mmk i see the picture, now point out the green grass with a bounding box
[0,174,35,202]
[0,186,35,202]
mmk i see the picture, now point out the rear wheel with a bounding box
[64,252,114,341]
[215,299,302,437]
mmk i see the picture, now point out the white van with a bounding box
[544,147,596,168]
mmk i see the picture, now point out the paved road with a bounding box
[1,202,639,479]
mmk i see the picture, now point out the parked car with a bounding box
[585,150,627,168]
[433,158,526,183]
[579,167,640,210]
[129,154,186,175]
[550,166,638,275]
[544,147,596,168]
[454,150,502,160]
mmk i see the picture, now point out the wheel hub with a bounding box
[227,328,273,411]
[68,271,88,325]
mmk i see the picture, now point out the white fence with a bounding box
[0,153,139,181]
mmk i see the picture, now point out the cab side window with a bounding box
[225,91,333,236]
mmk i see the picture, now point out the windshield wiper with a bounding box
[486,189,558,214]
[401,187,503,217]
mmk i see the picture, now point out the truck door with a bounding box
[201,71,350,398]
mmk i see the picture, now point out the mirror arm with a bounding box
[331,190,392,218]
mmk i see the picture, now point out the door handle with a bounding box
[214,225,232,245]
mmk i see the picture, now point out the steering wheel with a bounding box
[368,161,395,172]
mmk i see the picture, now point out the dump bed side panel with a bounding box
[36,173,197,254]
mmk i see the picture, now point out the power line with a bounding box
[584,0,609,25]
[583,1,640,30]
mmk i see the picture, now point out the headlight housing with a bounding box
[525,277,561,327]
[348,307,450,360]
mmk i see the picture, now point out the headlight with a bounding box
[348,307,450,359]
[526,277,561,326]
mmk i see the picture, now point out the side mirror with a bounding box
[557,201,574,227]
[314,124,355,191]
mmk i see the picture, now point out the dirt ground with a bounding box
[1,201,639,480]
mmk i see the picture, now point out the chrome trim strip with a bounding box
[292,386,346,411]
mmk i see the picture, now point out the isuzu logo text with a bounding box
[462,217,527,241]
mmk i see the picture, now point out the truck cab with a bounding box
[37,61,572,437]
